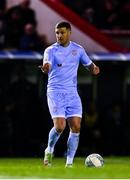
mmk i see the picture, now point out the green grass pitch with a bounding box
[0,157,130,179]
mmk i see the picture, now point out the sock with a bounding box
[46,127,61,153]
[66,132,80,165]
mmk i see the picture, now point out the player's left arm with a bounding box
[87,62,100,75]
[80,47,100,75]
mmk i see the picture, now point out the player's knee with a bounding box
[71,126,81,133]
[53,118,66,133]
[55,127,65,133]
[55,122,66,133]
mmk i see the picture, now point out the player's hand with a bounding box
[92,65,100,75]
[88,63,100,75]
[38,63,51,74]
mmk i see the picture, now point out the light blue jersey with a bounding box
[43,41,92,93]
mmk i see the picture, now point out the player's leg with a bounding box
[44,92,66,166]
[44,92,66,165]
[65,117,81,167]
[44,117,66,166]
[45,117,66,154]
[65,92,82,167]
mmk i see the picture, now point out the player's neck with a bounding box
[60,41,70,47]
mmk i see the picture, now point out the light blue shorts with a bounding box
[47,91,82,119]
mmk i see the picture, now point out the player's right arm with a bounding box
[38,63,51,74]
[39,47,53,74]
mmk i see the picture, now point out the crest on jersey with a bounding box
[72,50,77,56]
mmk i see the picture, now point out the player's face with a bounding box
[55,27,71,46]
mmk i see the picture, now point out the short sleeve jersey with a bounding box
[43,41,92,93]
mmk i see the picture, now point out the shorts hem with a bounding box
[66,114,82,118]
[52,115,65,119]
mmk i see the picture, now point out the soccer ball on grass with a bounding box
[85,153,104,167]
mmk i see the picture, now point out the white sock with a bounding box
[66,132,80,164]
[47,127,61,153]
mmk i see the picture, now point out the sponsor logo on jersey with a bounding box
[57,64,62,67]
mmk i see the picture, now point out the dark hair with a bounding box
[55,21,71,30]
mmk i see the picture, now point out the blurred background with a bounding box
[0,0,130,158]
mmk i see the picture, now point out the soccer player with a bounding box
[39,21,100,167]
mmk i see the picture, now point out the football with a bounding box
[85,153,104,167]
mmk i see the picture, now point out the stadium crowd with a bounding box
[0,0,48,50]
[1,0,130,50]
[62,0,130,30]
